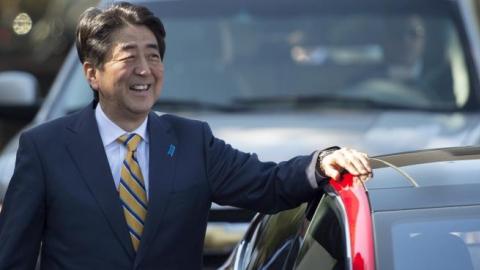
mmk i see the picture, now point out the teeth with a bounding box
[130,84,149,91]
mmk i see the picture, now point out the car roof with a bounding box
[367,146,480,188]
[364,146,480,211]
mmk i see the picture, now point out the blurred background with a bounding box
[0,0,97,150]
[0,0,97,95]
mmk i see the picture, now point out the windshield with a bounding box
[55,1,473,116]
[374,206,480,270]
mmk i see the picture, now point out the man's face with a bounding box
[384,16,425,67]
[87,24,164,122]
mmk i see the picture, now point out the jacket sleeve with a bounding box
[0,132,45,269]
[202,122,318,214]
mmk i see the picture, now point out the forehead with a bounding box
[109,25,158,49]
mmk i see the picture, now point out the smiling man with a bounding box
[83,27,164,130]
[0,2,370,269]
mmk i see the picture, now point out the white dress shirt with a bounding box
[95,105,150,198]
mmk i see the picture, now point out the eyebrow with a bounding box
[120,43,159,51]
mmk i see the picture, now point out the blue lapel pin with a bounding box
[167,144,176,157]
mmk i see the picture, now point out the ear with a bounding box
[83,61,100,90]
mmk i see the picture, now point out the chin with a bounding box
[133,107,152,115]
[125,104,152,117]
[129,99,154,109]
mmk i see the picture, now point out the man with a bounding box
[348,15,449,106]
[382,15,454,103]
[382,15,426,84]
[0,2,370,269]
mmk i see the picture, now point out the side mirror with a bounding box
[0,71,40,120]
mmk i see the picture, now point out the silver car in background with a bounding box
[1,0,480,267]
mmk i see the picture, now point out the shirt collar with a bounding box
[95,104,149,147]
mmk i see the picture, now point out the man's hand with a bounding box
[319,148,371,181]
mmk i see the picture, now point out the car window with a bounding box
[374,205,480,270]
[163,11,469,110]
[48,1,475,120]
[236,204,307,270]
[293,195,348,270]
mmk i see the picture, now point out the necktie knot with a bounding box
[118,134,142,152]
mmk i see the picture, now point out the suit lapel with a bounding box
[135,112,177,266]
[65,104,135,259]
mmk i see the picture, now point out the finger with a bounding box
[344,160,361,175]
[324,165,341,181]
[334,152,361,175]
[358,152,372,173]
[341,149,371,174]
[357,173,371,183]
[347,155,368,175]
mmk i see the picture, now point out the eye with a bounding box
[121,55,135,61]
[149,53,161,60]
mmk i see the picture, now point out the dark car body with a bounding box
[222,146,480,270]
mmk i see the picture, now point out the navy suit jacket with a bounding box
[0,102,317,270]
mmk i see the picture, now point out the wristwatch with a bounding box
[316,146,340,177]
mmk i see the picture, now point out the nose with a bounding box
[134,56,151,76]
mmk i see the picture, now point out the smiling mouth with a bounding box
[129,84,151,92]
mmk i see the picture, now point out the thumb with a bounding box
[324,166,341,181]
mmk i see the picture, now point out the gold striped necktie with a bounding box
[117,133,148,252]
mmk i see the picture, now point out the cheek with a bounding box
[154,67,164,85]
[153,61,164,74]
[155,65,164,79]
